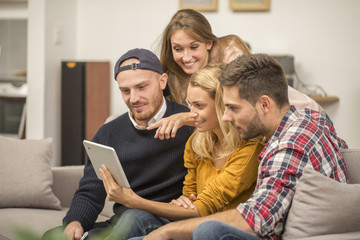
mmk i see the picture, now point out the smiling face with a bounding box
[186,85,220,135]
[222,86,265,140]
[116,59,167,127]
[171,30,213,75]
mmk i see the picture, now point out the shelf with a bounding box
[0,74,26,84]
[310,96,339,104]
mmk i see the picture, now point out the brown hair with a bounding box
[160,9,252,105]
[219,54,289,107]
[160,9,217,104]
[211,35,251,63]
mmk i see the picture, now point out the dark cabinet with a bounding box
[61,61,110,165]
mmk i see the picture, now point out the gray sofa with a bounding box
[0,166,113,240]
[0,135,359,240]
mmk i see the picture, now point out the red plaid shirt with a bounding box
[237,106,349,240]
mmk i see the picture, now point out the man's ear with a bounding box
[159,73,168,90]
[257,95,271,113]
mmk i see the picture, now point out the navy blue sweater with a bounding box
[63,100,193,231]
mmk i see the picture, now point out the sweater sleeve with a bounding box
[63,158,107,231]
[194,140,263,216]
[63,128,110,231]
[182,133,198,198]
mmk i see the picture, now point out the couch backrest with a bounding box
[52,165,114,217]
[52,166,84,207]
[340,149,360,184]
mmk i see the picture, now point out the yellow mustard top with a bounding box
[182,133,264,216]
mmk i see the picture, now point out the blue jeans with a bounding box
[105,209,170,240]
[192,221,262,240]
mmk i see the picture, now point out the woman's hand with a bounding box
[170,194,197,209]
[147,112,197,140]
[100,165,138,207]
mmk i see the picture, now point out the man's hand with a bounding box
[64,221,83,240]
[147,112,197,140]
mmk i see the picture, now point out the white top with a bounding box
[288,86,321,111]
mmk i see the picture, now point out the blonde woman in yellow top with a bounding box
[99,63,264,240]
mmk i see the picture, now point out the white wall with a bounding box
[2,0,359,165]
[26,0,77,165]
[75,0,180,119]
[44,0,77,165]
[27,0,45,140]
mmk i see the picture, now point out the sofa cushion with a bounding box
[293,231,360,240]
[0,207,110,240]
[52,166,84,208]
[0,207,69,240]
[340,148,360,183]
[0,136,61,210]
[282,165,360,239]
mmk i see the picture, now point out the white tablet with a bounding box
[83,140,130,188]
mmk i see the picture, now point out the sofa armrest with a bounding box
[52,166,84,208]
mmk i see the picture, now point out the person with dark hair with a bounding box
[142,54,349,240]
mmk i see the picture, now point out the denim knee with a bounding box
[107,209,169,240]
[192,221,219,239]
[192,220,262,240]
[123,209,169,236]
[120,209,145,223]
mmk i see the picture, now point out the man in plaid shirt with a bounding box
[143,54,348,240]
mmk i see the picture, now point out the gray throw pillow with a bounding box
[0,136,61,210]
[282,165,360,239]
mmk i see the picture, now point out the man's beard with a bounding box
[130,94,163,123]
[241,110,265,141]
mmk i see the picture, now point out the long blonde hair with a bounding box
[189,63,244,161]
